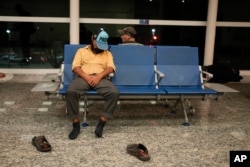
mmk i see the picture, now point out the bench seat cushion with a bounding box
[116,86,166,94]
[160,86,217,94]
[59,85,165,95]
[58,85,68,94]
[59,85,99,95]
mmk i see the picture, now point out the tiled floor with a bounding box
[0,74,249,167]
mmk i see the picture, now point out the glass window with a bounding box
[79,0,208,20]
[0,22,68,68]
[218,0,250,21]
[135,0,208,21]
[0,0,69,17]
[0,0,250,70]
[215,27,250,69]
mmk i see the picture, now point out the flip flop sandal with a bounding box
[32,136,52,152]
[126,143,150,161]
[0,73,5,78]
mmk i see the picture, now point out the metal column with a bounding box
[70,0,79,44]
[203,0,219,66]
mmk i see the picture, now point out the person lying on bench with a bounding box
[66,28,119,139]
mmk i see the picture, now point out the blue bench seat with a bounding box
[109,45,165,98]
[57,44,221,126]
[155,46,218,125]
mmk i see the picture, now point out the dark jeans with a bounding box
[66,76,119,120]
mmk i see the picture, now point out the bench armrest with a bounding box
[199,66,213,83]
[201,70,213,82]
[58,62,64,81]
[155,69,164,78]
[108,73,114,80]
[154,66,164,88]
[109,73,114,77]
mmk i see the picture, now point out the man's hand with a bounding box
[86,75,102,87]
[73,66,114,87]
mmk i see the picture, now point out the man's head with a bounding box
[92,28,109,52]
[118,27,137,43]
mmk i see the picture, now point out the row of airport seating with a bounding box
[59,44,220,126]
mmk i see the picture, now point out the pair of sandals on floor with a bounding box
[32,136,150,162]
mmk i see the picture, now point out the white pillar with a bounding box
[70,0,79,44]
[203,0,218,66]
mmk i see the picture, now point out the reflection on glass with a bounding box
[0,23,69,68]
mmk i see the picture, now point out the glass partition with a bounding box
[0,0,250,70]
[0,22,68,68]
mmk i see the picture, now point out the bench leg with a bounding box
[180,96,190,126]
[170,96,190,126]
[185,99,195,114]
[171,99,180,114]
[165,99,171,108]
